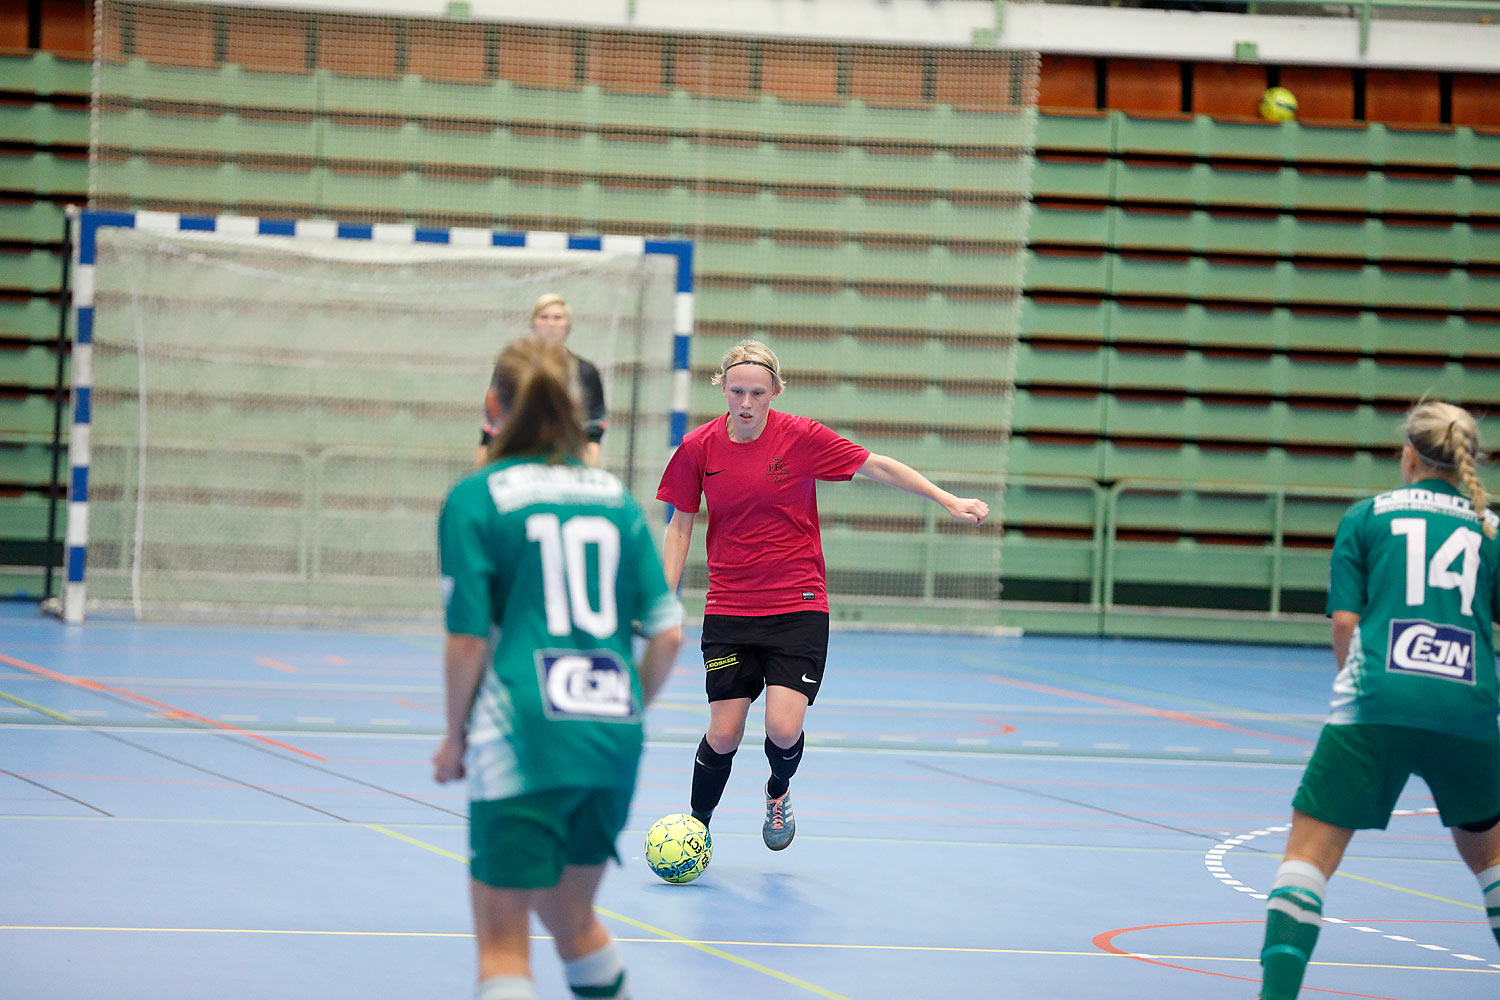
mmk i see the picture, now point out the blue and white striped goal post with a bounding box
[60,208,695,624]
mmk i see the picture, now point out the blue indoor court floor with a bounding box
[3,601,1498,999]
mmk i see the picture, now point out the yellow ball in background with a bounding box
[1259,86,1298,122]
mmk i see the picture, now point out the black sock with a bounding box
[764,733,804,800]
[690,736,735,824]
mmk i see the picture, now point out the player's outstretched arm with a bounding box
[638,625,684,706]
[661,509,697,591]
[433,633,488,783]
[856,453,989,525]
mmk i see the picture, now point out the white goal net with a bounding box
[81,223,679,623]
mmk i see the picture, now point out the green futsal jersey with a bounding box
[1326,477,1500,740]
[438,456,681,802]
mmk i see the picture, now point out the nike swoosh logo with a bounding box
[782,753,798,760]
[801,674,817,684]
[705,469,725,476]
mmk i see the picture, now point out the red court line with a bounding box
[256,657,299,674]
[0,652,327,761]
[988,674,1316,747]
[1094,920,1405,998]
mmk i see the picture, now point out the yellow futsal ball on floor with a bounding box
[1259,86,1298,122]
[644,813,712,884]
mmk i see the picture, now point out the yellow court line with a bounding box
[1302,960,1498,974]
[0,925,1104,952]
[363,824,855,1000]
[2,925,1493,976]
[0,688,77,723]
[366,823,466,861]
[1335,870,1483,911]
[593,906,856,1000]
[0,814,1470,872]
[1,926,472,937]
[1121,954,1497,974]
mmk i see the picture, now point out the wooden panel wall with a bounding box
[0,5,29,48]
[1038,55,1096,111]
[1104,59,1181,114]
[15,2,1500,131]
[1277,67,1355,122]
[674,38,756,99]
[225,12,310,74]
[760,42,841,103]
[586,34,668,95]
[1192,63,1266,118]
[40,0,91,53]
[1365,69,1442,126]
[1453,73,1500,128]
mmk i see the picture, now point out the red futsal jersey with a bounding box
[657,409,870,616]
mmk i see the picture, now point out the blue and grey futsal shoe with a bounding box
[763,783,795,850]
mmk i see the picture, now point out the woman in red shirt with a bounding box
[657,340,989,850]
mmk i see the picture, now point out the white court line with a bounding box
[1203,809,1492,973]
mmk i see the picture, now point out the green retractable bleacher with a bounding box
[1013,107,1500,635]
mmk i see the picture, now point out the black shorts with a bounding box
[701,611,829,706]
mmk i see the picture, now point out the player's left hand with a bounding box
[946,497,989,525]
[432,735,467,783]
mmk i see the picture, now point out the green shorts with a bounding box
[469,786,634,889]
[1293,723,1500,831]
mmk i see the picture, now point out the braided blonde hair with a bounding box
[1405,400,1494,539]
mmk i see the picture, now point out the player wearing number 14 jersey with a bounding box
[1258,400,1500,1000]
[434,337,682,1000]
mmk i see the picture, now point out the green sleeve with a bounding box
[438,482,495,637]
[1492,530,1500,624]
[1326,503,1367,616]
[624,499,682,638]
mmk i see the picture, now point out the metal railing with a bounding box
[1242,0,1500,52]
[1100,479,1367,613]
[845,471,1358,614]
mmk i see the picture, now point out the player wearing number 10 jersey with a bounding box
[1258,400,1500,1000]
[435,337,682,1000]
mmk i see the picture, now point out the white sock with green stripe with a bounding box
[475,975,536,1000]
[1475,863,1500,950]
[564,942,629,999]
[1261,860,1327,1000]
